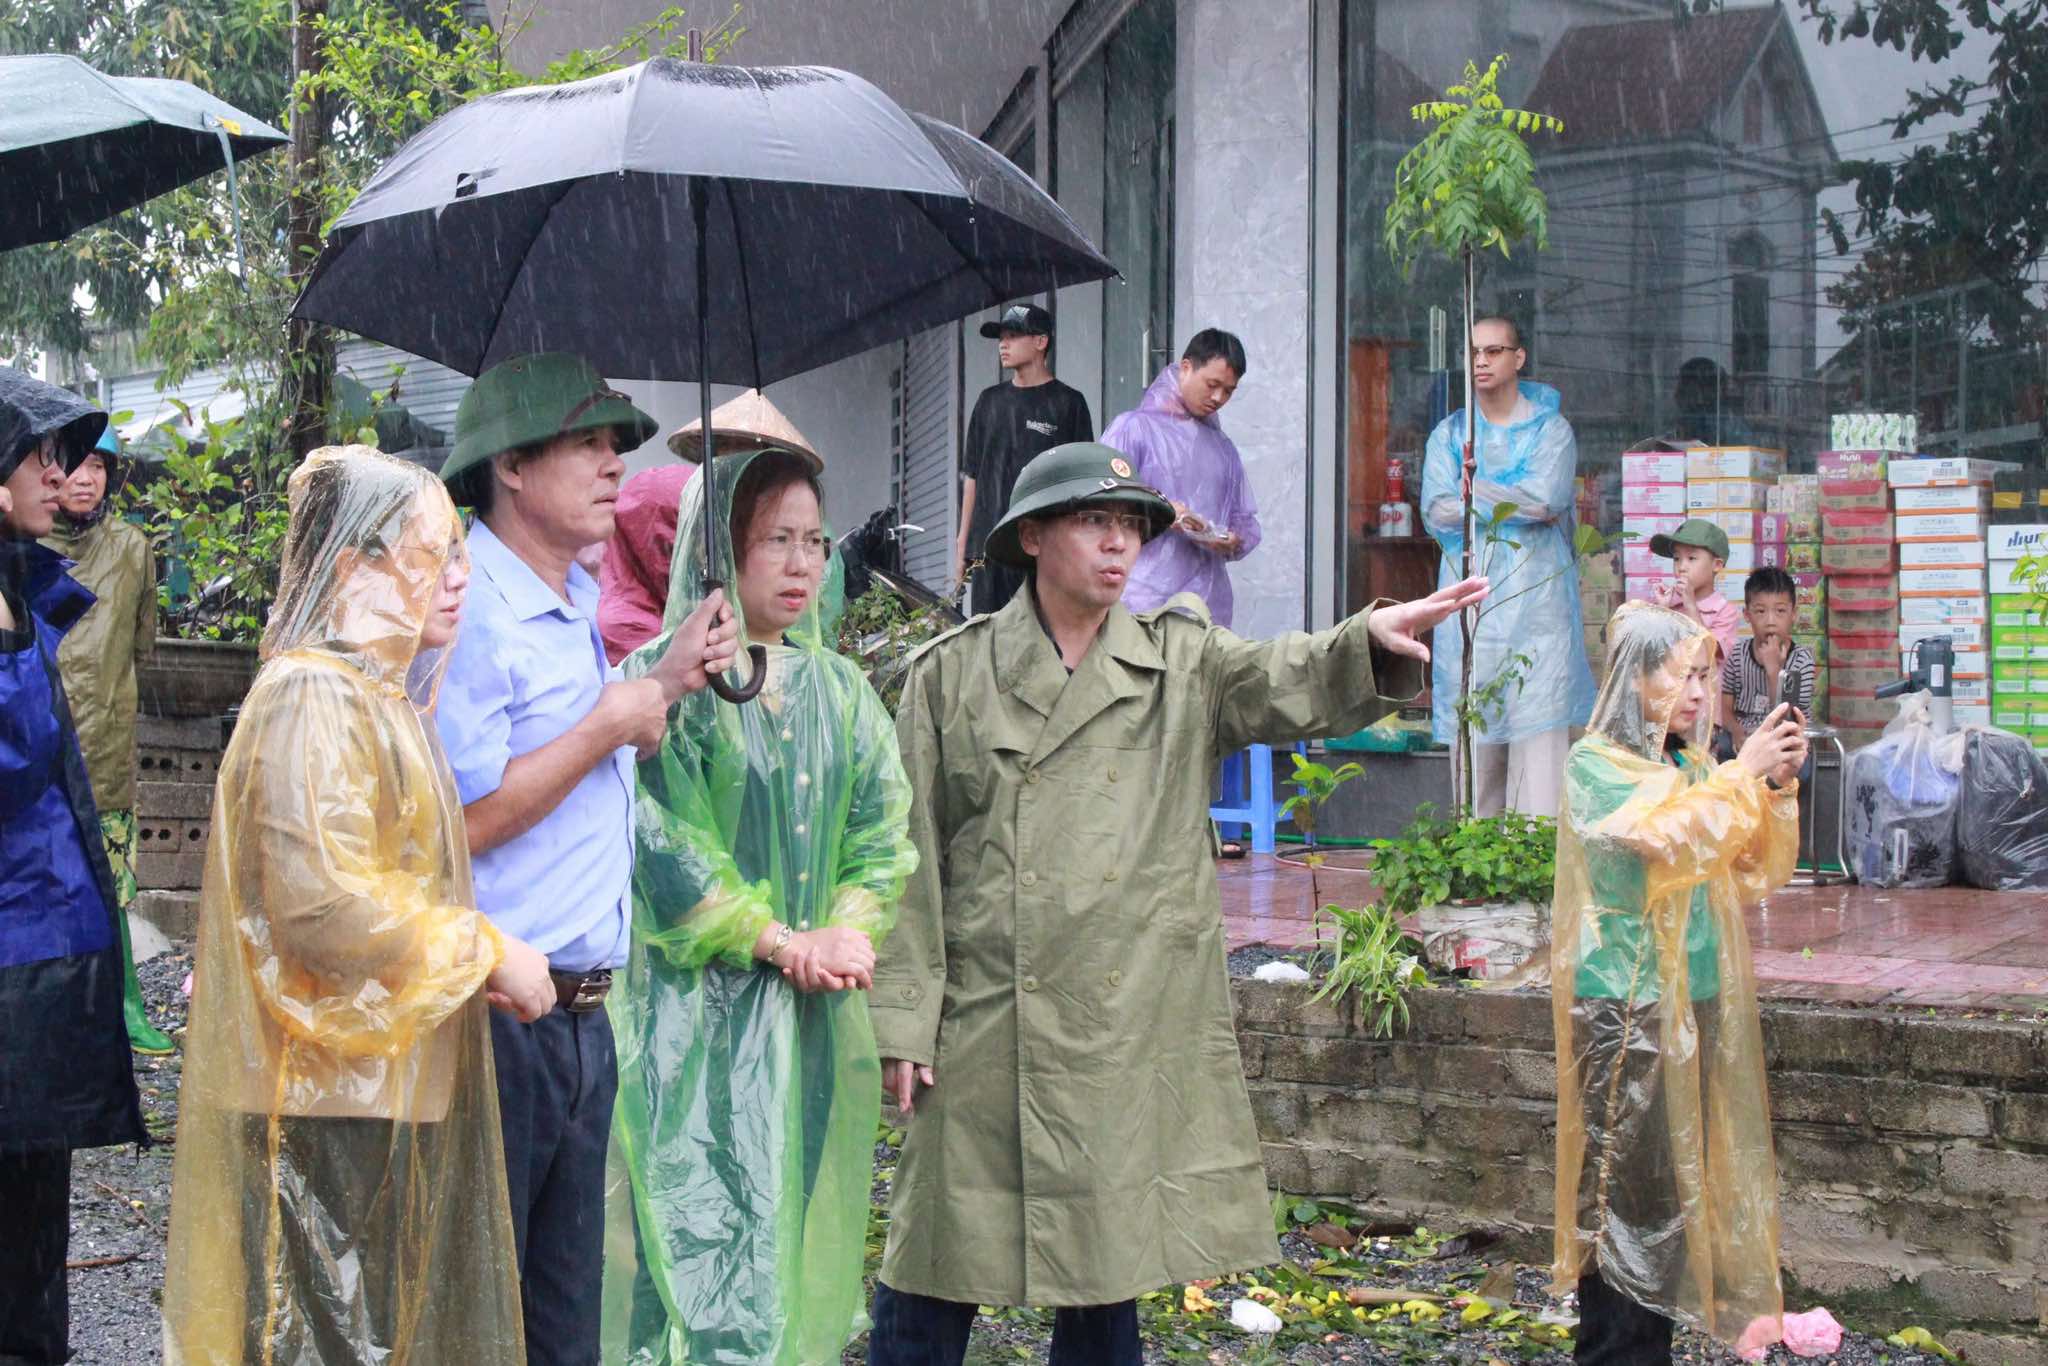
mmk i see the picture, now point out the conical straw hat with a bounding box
[667,389,822,472]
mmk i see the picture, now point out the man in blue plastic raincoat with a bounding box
[1421,316,1596,817]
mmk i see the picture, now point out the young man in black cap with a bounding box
[954,302,1093,616]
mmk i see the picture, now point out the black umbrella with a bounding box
[292,57,1115,702]
[0,54,286,252]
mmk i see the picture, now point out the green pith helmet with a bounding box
[441,353,658,486]
[1651,516,1731,563]
[983,441,1175,568]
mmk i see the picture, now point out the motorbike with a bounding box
[834,508,962,708]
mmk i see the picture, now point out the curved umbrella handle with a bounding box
[710,644,769,703]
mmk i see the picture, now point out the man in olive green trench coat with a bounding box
[867,442,1489,1365]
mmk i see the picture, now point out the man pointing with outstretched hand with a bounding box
[865,441,1485,1366]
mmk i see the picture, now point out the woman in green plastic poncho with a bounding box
[602,446,917,1365]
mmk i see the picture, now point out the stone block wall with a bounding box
[1234,980,2048,1364]
[132,714,222,938]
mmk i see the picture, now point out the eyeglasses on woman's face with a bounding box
[753,530,833,564]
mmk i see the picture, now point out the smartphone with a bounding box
[1777,664,1805,728]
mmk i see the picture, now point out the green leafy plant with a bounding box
[1368,803,1556,919]
[1277,751,1365,945]
[1273,753,1427,1035]
[130,406,290,641]
[1277,753,1364,855]
[1308,903,1428,1038]
[834,583,953,714]
[1382,54,1562,808]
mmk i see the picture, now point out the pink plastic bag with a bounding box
[1735,1307,1844,1360]
[1784,1308,1844,1357]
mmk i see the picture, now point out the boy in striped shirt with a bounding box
[1723,565,1815,745]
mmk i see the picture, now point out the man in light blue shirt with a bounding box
[436,354,736,1366]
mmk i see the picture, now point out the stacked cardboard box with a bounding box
[1686,447,1781,576]
[1817,451,1895,746]
[1580,549,1622,684]
[1892,458,2001,730]
[1621,451,1686,602]
[1987,526,2048,751]
[1762,472,1827,708]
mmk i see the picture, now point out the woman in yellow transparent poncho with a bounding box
[162,446,552,1365]
[602,446,917,1365]
[1551,601,1806,1364]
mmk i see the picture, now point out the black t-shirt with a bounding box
[963,378,1092,614]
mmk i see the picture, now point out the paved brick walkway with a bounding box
[1217,853,2048,1009]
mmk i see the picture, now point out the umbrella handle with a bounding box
[710,643,769,703]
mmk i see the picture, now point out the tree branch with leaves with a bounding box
[1383,54,1561,810]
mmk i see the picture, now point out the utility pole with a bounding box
[284,0,332,464]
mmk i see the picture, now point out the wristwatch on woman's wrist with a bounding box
[768,921,794,962]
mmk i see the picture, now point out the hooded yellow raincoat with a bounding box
[602,448,916,1365]
[161,446,523,1366]
[1550,602,1797,1350]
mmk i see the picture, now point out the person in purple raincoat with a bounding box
[1101,329,1261,627]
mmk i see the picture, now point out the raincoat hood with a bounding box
[607,450,915,1362]
[1507,379,1563,422]
[660,445,844,651]
[0,364,105,489]
[597,463,694,665]
[263,444,466,708]
[1588,602,1717,759]
[1550,601,1797,1351]
[1138,361,1215,425]
[162,444,522,1364]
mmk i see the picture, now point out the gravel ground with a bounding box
[842,1132,1952,1366]
[67,942,1955,1365]
[67,946,187,1366]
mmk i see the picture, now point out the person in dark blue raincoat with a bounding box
[0,365,147,1364]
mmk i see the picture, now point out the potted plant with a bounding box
[1368,804,1556,980]
[1273,751,1430,1037]
[1382,54,1562,805]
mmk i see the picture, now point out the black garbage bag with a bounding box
[1956,728,2048,890]
[1844,699,1959,888]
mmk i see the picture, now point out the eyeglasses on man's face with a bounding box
[1470,344,1519,361]
[1065,508,1151,537]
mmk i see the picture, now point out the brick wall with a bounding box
[1234,980,2048,1365]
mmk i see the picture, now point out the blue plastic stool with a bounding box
[1210,742,1309,854]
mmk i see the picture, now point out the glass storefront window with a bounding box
[1339,0,2046,617]
[1096,0,1176,420]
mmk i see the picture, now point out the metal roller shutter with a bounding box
[897,323,959,593]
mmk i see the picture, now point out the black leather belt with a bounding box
[549,968,613,1013]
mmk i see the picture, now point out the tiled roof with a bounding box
[1525,5,1781,148]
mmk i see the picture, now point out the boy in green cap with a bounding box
[1651,518,1742,751]
[1650,517,1741,663]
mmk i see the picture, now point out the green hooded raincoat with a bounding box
[602,448,917,1364]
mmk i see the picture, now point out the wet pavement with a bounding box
[1216,854,2048,1008]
